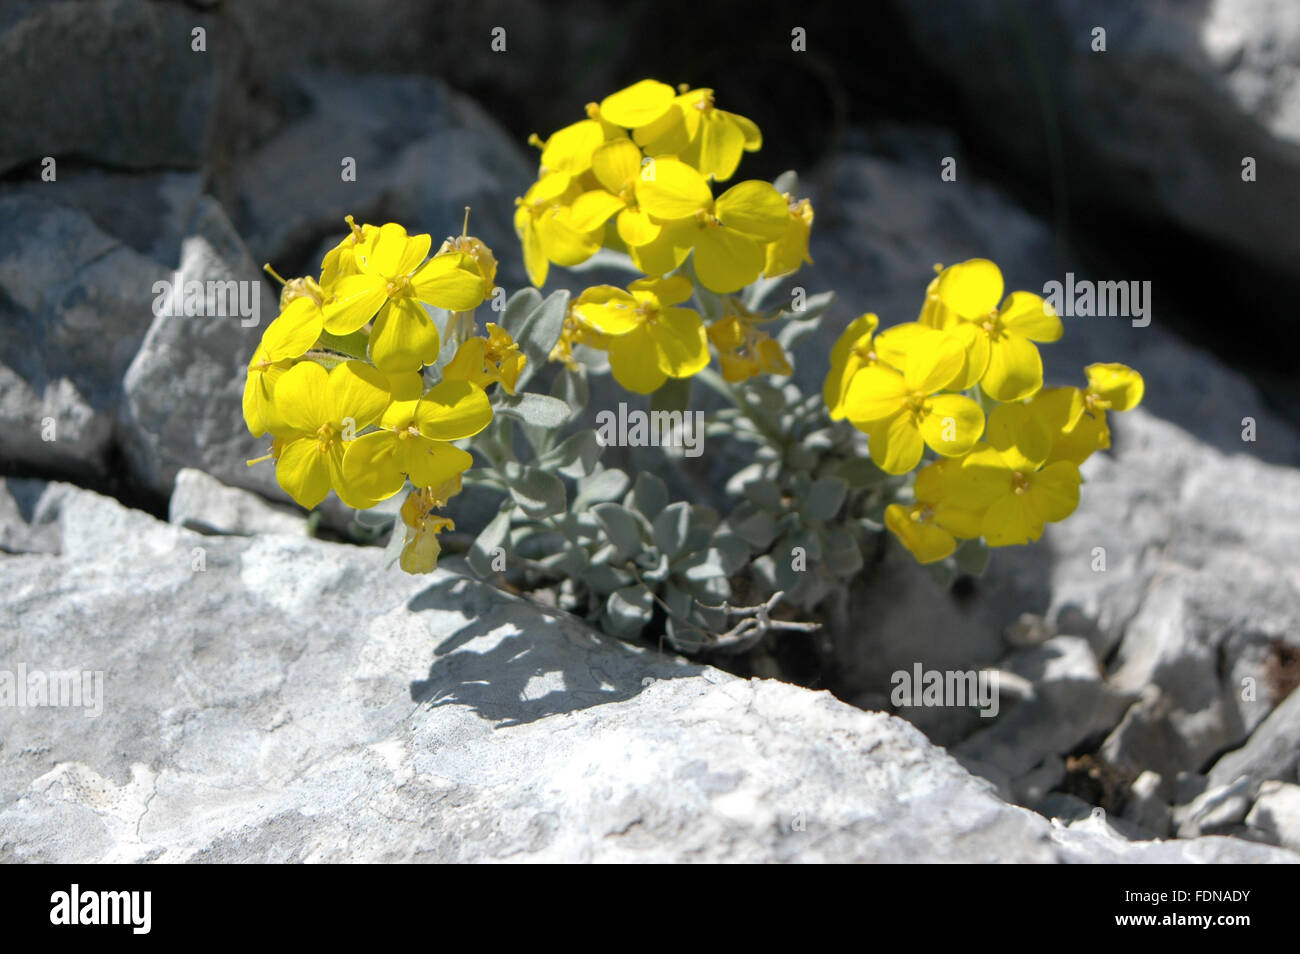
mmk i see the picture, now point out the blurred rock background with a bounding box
[2,0,1299,859]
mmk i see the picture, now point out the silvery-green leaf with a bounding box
[605,585,654,637]
[822,525,863,577]
[538,544,589,576]
[507,467,566,518]
[629,471,668,519]
[926,557,959,590]
[662,583,692,620]
[680,548,728,583]
[467,507,512,578]
[803,477,848,521]
[538,429,602,479]
[499,287,543,338]
[711,533,751,574]
[574,468,630,510]
[732,508,777,549]
[495,391,572,429]
[772,169,799,195]
[591,502,644,562]
[781,289,834,322]
[653,501,692,557]
[743,478,783,511]
[836,457,885,489]
[513,289,569,389]
[552,364,589,414]
[955,537,991,577]
[582,562,633,594]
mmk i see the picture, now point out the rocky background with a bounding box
[1,0,1298,861]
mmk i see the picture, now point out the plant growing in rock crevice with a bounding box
[240,78,1145,656]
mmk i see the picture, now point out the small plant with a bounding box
[241,79,1144,654]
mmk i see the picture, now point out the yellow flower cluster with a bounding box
[824,259,1144,563]
[242,216,522,570]
[520,79,814,394]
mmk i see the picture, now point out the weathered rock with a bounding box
[0,194,163,477]
[0,478,71,555]
[1175,776,1253,837]
[1245,781,1300,852]
[1207,687,1300,791]
[888,0,1300,279]
[169,468,306,537]
[116,196,278,503]
[954,637,1136,779]
[0,0,216,174]
[2,484,1294,863]
[1122,771,1173,839]
[220,71,534,289]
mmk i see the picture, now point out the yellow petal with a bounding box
[692,226,764,293]
[573,286,641,335]
[540,119,605,174]
[687,110,747,181]
[327,359,392,430]
[273,361,330,433]
[322,274,387,334]
[714,180,789,239]
[599,80,676,128]
[981,333,1044,402]
[608,324,668,394]
[885,503,956,564]
[262,297,322,361]
[920,393,985,457]
[415,379,492,441]
[370,299,440,374]
[652,306,709,378]
[984,402,1050,471]
[982,491,1042,547]
[901,328,966,393]
[360,223,430,279]
[276,437,332,509]
[863,413,925,475]
[1001,291,1062,342]
[1085,362,1144,411]
[405,440,474,490]
[1029,460,1081,524]
[411,252,485,311]
[843,364,908,421]
[341,430,406,503]
[635,157,712,220]
[938,258,1004,318]
[591,137,644,192]
[569,189,626,232]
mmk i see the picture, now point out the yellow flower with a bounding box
[566,137,663,249]
[443,323,527,394]
[571,275,708,393]
[942,403,1082,546]
[241,297,325,436]
[550,313,613,368]
[397,479,461,574]
[322,223,486,373]
[823,313,881,419]
[763,194,814,278]
[438,212,498,299]
[341,379,490,504]
[935,258,1063,401]
[841,327,985,474]
[707,300,791,383]
[268,360,393,510]
[1028,362,1144,465]
[634,86,761,182]
[635,158,788,293]
[885,459,986,563]
[319,215,377,289]
[514,172,602,287]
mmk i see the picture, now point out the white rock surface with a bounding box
[2,485,1294,863]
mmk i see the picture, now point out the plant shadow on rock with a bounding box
[405,574,707,727]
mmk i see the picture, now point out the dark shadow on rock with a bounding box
[405,574,706,727]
